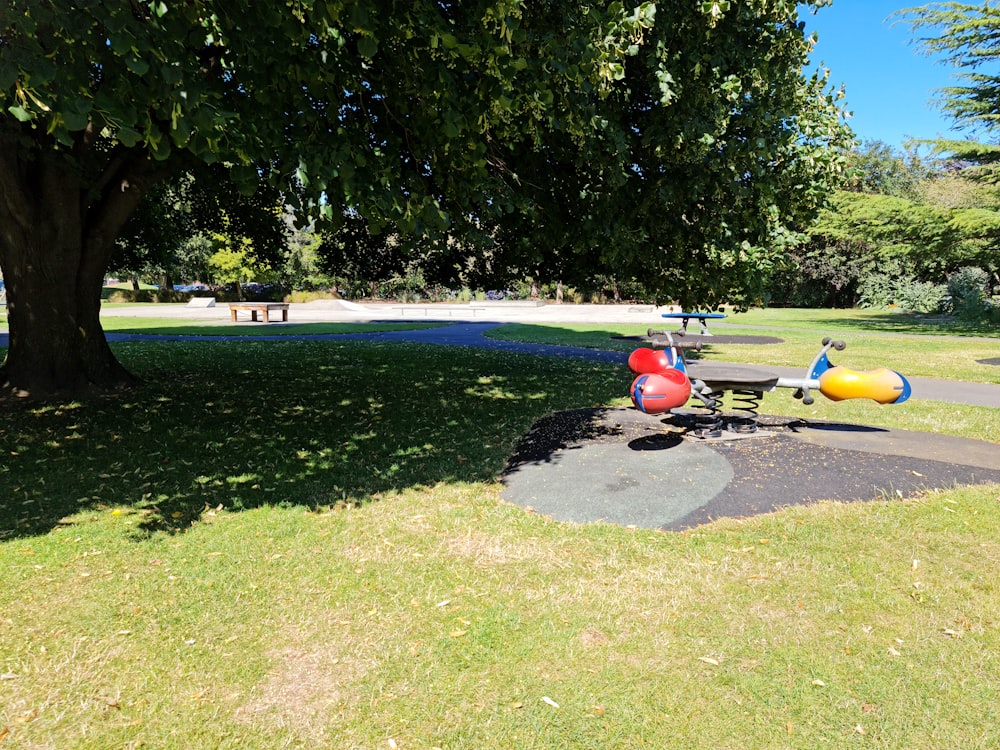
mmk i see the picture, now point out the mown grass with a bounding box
[1,308,999,748]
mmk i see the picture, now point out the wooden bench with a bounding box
[229,302,289,323]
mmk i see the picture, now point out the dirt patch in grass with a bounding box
[234,630,371,739]
[441,530,558,567]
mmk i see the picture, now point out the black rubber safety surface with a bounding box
[502,407,1000,531]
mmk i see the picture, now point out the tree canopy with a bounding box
[1,0,851,397]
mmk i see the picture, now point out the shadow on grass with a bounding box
[486,324,655,354]
[0,339,625,540]
[830,312,999,336]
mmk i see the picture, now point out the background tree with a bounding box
[392,1,855,310]
[316,214,404,299]
[113,164,287,292]
[898,2,1000,293]
[280,213,335,293]
[773,136,1000,309]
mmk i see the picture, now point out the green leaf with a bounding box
[0,61,19,90]
[62,109,90,131]
[357,36,378,58]
[116,125,142,147]
[7,105,32,122]
[126,56,150,76]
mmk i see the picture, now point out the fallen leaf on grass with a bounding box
[943,628,962,638]
[449,629,467,638]
[698,656,719,666]
[812,679,826,687]
[541,696,560,708]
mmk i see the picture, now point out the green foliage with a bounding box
[899,279,949,313]
[442,0,854,307]
[284,289,343,304]
[1,0,662,229]
[857,270,947,313]
[789,138,1000,309]
[113,167,289,287]
[947,265,993,319]
[898,3,1000,136]
[103,287,190,304]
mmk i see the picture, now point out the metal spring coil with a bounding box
[728,389,763,433]
[693,396,724,438]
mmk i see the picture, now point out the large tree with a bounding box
[396,1,856,309]
[1,1,849,398]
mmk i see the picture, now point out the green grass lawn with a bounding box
[1,309,999,748]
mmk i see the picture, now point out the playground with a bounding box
[1,302,999,748]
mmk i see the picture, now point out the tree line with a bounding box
[108,137,1000,317]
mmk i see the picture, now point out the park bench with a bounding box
[229,302,289,323]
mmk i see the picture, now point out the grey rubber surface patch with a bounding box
[503,438,733,528]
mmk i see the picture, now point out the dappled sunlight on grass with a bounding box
[0,340,624,539]
[2,313,1000,748]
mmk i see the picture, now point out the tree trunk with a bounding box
[0,134,163,399]
[0,240,133,398]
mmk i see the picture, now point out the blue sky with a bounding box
[802,0,977,150]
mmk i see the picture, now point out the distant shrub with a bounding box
[856,271,903,309]
[104,288,189,303]
[946,266,992,320]
[286,289,343,303]
[857,271,946,313]
[896,280,947,313]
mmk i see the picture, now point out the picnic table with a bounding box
[229,302,289,323]
[661,311,726,336]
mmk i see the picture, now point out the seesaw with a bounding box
[628,331,911,438]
